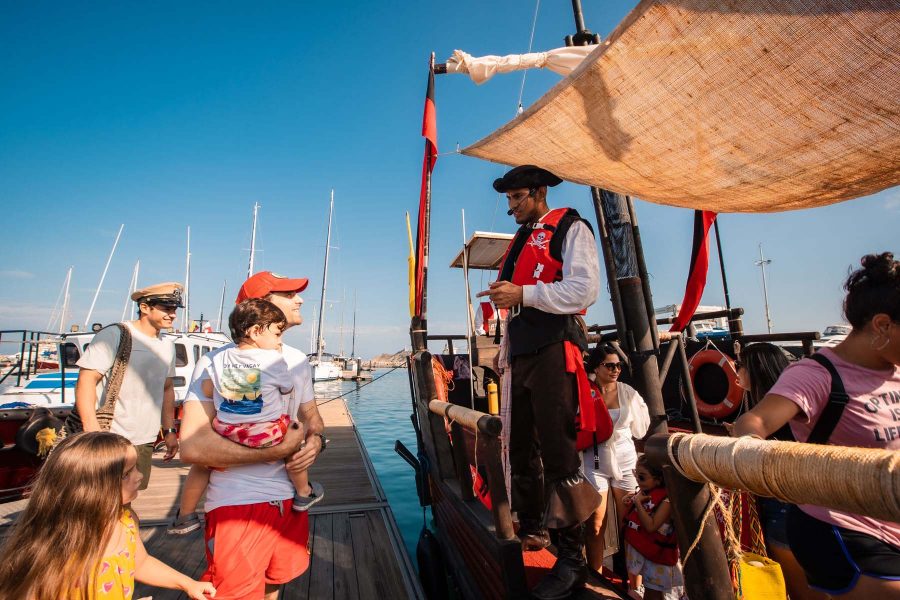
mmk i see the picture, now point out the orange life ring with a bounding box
[688,349,743,419]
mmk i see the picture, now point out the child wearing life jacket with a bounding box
[623,454,685,600]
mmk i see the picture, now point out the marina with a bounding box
[0,0,898,599]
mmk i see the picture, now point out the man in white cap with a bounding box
[179,271,324,600]
[74,282,183,489]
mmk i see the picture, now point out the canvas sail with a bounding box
[463,0,900,213]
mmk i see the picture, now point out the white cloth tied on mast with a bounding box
[445,46,597,85]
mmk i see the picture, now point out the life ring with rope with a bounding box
[688,349,743,420]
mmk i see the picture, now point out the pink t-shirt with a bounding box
[769,347,900,548]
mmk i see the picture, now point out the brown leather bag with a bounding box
[60,323,133,438]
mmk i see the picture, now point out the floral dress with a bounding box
[73,509,138,599]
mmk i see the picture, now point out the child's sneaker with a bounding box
[167,510,201,535]
[292,481,325,511]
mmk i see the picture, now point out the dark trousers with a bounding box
[509,341,580,520]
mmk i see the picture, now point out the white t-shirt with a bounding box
[206,347,293,425]
[185,342,315,510]
[76,322,176,445]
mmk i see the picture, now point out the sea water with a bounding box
[315,369,424,568]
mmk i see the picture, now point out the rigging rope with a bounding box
[516,0,542,115]
[315,366,401,406]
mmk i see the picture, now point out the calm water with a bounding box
[314,369,425,567]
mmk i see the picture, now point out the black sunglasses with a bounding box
[602,362,623,371]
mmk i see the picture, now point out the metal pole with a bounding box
[182,227,191,332]
[755,243,774,333]
[317,191,334,362]
[121,260,140,322]
[216,279,227,333]
[351,290,357,357]
[248,202,259,279]
[461,209,475,409]
[58,267,73,333]
[84,224,124,329]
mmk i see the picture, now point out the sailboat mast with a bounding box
[339,288,345,357]
[351,290,357,357]
[216,279,227,332]
[60,267,72,333]
[316,191,334,363]
[182,227,191,332]
[248,202,259,279]
[121,260,140,322]
[84,224,124,329]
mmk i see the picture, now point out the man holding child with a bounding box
[179,271,325,600]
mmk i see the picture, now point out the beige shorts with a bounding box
[134,442,154,490]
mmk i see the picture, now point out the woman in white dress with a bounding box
[581,344,651,572]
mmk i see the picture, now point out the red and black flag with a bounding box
[413,58,438,318]
[671,210,717,332]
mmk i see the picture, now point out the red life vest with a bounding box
[575,381,614,451]
[498,207,591,356]
[624,487,679,566]
[499,209,585,316]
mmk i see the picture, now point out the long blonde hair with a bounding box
[0,431,132,600]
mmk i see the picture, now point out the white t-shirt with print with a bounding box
[76,322,176,445]
[185,342,315,510]
[206,347,293,425]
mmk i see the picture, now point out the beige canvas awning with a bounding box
[463,0,900,213]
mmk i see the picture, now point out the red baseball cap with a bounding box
[236,271,309,304]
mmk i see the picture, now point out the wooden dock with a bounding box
[1,399,422,600]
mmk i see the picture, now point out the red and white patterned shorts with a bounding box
[212,414,291,448]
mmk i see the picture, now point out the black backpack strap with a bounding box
[806,353,850,444]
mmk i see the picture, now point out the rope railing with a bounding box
[646,432,900,523]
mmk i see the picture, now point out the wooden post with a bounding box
[478,434,516,541]
[645,434,733,600]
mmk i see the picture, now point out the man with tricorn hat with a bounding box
[74,282,183,489]
[478,165,601,599]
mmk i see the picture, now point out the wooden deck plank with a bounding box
[332,512,361,600]
[308,512,335,600]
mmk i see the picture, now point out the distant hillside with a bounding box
[367,350,410,368]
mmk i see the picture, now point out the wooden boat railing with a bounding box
[643,432,900,600]
[408,347,529,599]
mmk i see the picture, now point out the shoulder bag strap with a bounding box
[806,353,850,445]
[95,323,133,431]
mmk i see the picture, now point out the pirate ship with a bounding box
[399,1,899,598]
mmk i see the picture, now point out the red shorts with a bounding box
[203,499,310,599]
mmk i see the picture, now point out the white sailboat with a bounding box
[311,191,342,382]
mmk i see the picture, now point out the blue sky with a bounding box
[1,1,896,358]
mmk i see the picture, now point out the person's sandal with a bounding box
[292,481,325,511]
[167,510,201,535]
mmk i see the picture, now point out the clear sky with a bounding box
[1,1,897,358]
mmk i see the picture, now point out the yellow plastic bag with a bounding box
[735,551,786,600]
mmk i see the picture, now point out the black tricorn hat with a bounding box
[493,165,563,193]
